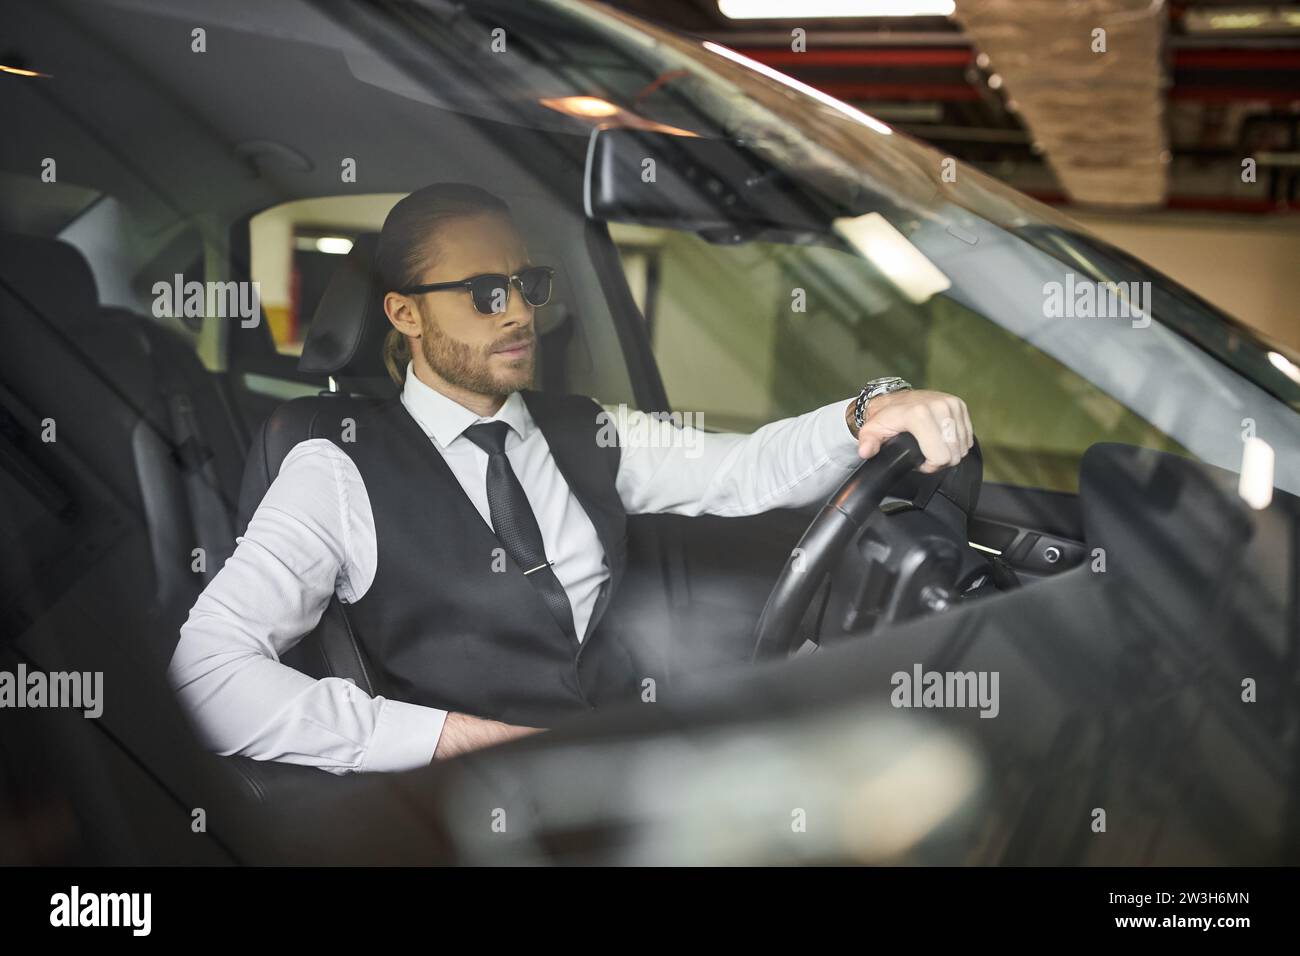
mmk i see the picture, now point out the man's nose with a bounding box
[500,281,533,325]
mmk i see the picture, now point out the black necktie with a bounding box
[463,421,577,642]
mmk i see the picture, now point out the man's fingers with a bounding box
[951,397,973,453]
[856,430,884,460]
[936,401,967,470]
[935,397,973,462]
[930,403,962,468]
[858,391,974,472]
[910,404,953,472]
[946,397,971,454]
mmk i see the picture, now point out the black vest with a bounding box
[330,390,641,727]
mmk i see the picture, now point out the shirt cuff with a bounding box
[360,698,447,773]
[813,396,864,470]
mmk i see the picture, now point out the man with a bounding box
[168,183,974,774]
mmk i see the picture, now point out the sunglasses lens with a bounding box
[518,267,553,308]
[468,275,510,314]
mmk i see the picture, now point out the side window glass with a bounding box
[249,195,404,356]
[609,223,1187,493]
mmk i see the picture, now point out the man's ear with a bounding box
[384,291,422,337]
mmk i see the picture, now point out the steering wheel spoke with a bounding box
[751,434,988,661]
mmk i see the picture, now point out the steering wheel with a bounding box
[750,433,985,661]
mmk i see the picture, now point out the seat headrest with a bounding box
[298,233,389,379]
[0,232,100,323]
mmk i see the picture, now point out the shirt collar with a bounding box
[400,362,531,450]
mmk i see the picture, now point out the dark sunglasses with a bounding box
[398,266,555,316]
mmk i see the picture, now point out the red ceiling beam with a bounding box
[727,45,1300,104]
[1170,87,1300,103]
[1026,190,1298,214]
[816,81,981,100]
[730,47,974,67]
[1174,49,1300,70]
[730,45,1300,71]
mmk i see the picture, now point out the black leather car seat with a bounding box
[0,232,244,640]
[234,234,392,695]
[0,231,327,804]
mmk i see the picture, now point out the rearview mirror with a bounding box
[582,127,829,238]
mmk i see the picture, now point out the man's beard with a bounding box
[419,318,535,398]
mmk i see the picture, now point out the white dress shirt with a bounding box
[168,366,863,774]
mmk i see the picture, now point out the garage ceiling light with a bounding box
[540,95,620,119]
[539,96,699,135]
[718,0,955,17]
[1184,6,1300,34]
[0,64,49,78]
[834,213,951,305]
[314,237,354,255]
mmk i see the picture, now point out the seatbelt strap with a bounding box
[149,338,235,580]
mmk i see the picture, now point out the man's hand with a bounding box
[434,712,544,760]
[846,389,974,474]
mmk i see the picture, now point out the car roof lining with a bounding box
[3,1,592,238]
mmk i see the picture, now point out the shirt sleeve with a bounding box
[167,439,447,774]
[614,397,863,517]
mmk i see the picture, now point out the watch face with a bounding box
[867,376,903,388]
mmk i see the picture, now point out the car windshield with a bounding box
[560,0,1300,492]
[5,0,1300,872]
[6,0,1298,496]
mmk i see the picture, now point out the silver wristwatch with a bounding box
[853,376,912,431]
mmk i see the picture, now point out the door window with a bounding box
[610,222,1188,493]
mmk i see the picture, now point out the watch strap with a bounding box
[854,377,912,431]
